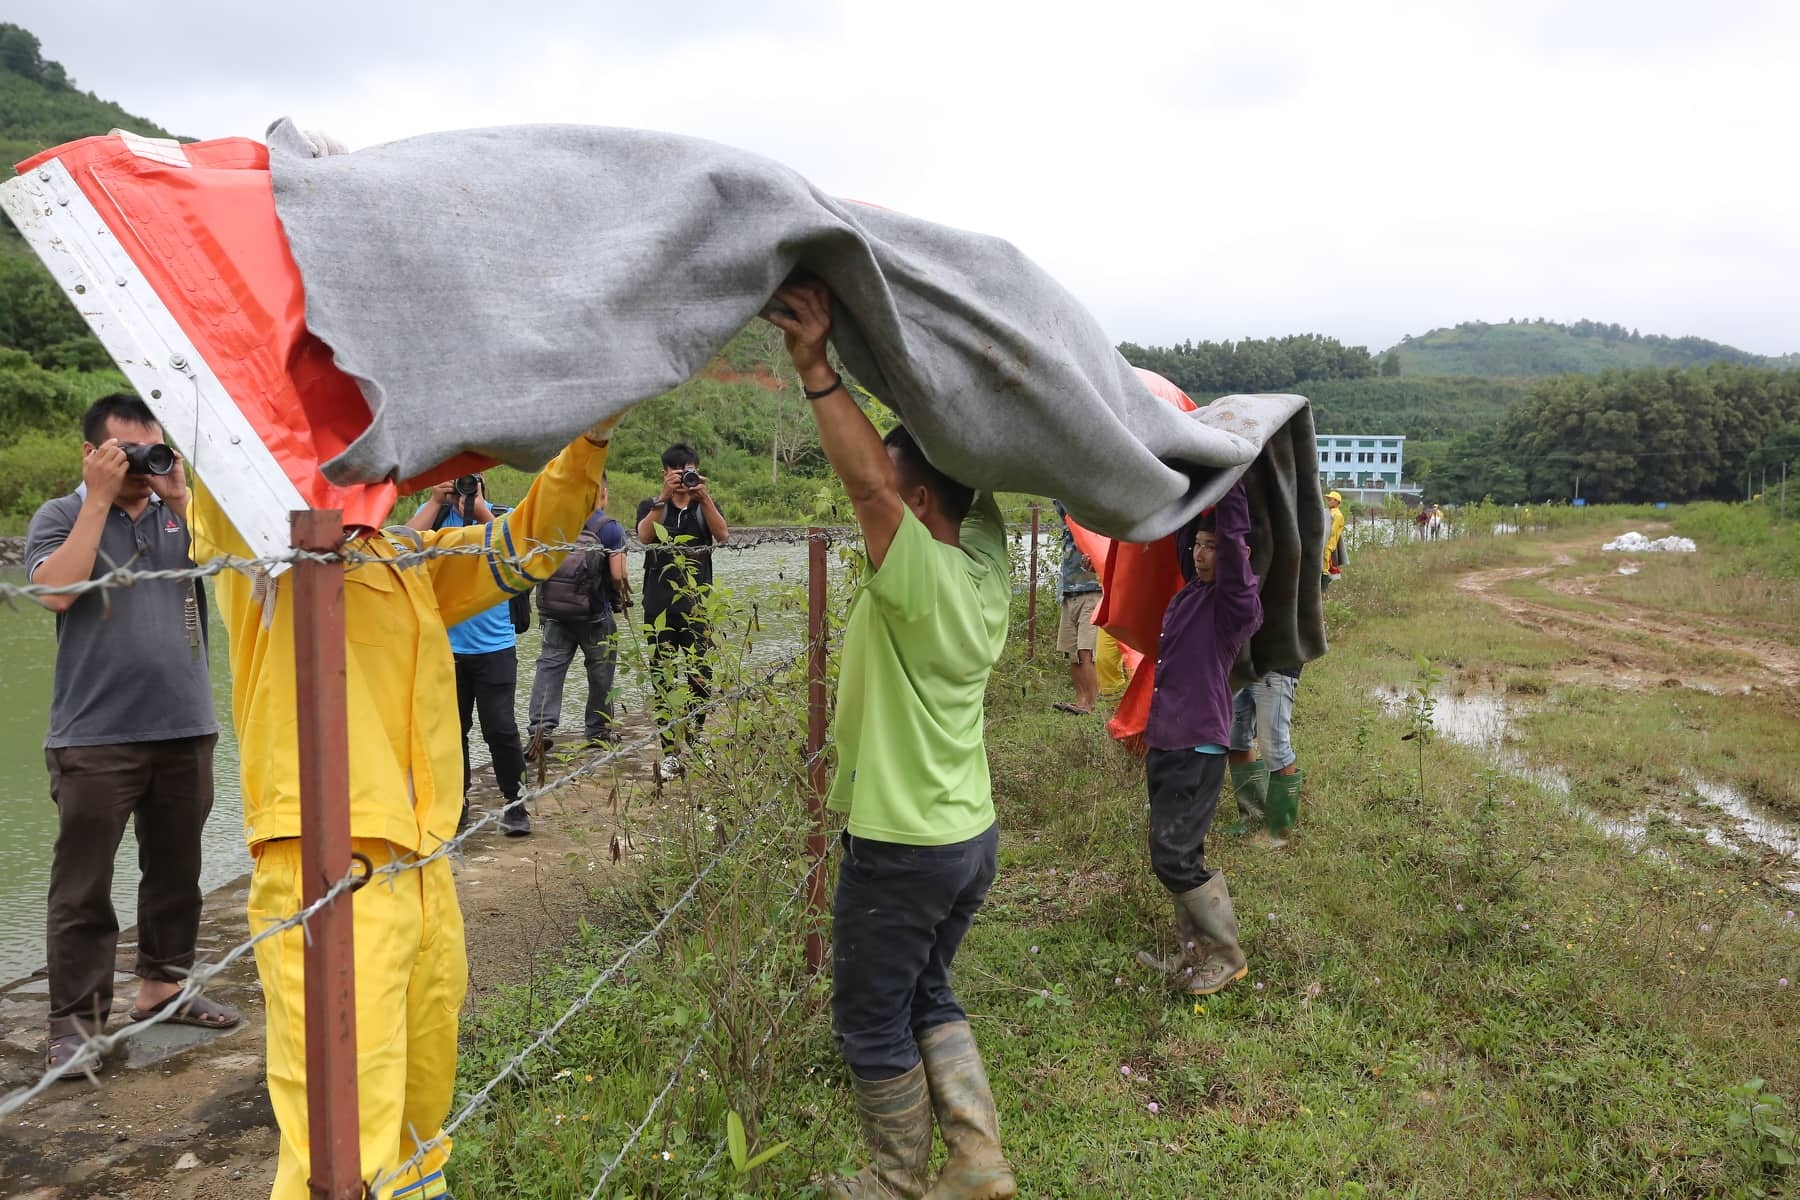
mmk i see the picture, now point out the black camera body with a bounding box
[679,468,702,490]
[453,474,482,498]
[118,442,175,476]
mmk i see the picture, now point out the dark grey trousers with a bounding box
[831,824,998,1080]
[44,735,217,1037]
[1145,748,1226,893]
[527,614,619,742]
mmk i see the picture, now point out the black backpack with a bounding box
[537,529,611,624]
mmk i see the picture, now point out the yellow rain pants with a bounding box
[250,838,465,1199]
[1095,627,1128,698]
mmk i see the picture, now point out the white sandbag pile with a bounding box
[1602,531,1697,553]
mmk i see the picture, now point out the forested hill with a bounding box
[0,24,172,171]
[1388,319,1799,378]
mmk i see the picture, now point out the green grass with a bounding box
[441,531,1800,1198]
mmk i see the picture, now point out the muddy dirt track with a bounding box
[1454,538,1800,698]
[0,725,666,1199]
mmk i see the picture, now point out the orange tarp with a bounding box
[1062,368,1196,751]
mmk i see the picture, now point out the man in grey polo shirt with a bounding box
[25,393,240,1073]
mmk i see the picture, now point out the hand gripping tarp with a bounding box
[1066,370,1328,751]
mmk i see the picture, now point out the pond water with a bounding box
[0,536,829,985]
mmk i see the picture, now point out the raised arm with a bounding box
[427,430,612,628]
[1212,480,1262,633]
[766,280,906,567]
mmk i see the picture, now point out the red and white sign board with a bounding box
[0,131,442,561]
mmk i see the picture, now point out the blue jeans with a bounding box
[1228,672,1298,772]
[831,824,998,1080]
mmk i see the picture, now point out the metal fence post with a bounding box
[290,510,363,1200]
[1027,504,1040,661]
[804,528,829,973]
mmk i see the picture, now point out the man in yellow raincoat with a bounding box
[1321,490,1345,592]
[191,421,616,1200]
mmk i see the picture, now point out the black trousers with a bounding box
[647,616,712,753]
[455,647,526,802]
[831,824,998,1080]
[44,735,217,1037]
[1145,748,1227,894]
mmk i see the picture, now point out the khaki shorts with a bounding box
[1057,592,1101,657]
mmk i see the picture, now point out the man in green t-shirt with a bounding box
[769,280,1016,1200]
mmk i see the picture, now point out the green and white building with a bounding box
[1317,434,1421,501]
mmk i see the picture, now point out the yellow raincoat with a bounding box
[191,435,606,1200]
[1322,501,1345,577]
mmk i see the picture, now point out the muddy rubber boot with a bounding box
[1225,761,1269,835]
[918,1022,1017,1200]
[1174,873,1249,996]
[828,1062,934,1199]
[1263,769,1305,847]
[1134,896,1206,975]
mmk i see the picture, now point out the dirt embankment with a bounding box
[0,721,669,1199]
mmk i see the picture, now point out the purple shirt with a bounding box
[1145,482,1263,751]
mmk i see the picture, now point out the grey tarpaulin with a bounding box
[265,118,1325,663]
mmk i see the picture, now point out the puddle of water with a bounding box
[1691,778,1800,863]
[1370,685,1800,886]
[1374,687,1512,753]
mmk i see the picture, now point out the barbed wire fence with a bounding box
[0,515,851,1199]
[0,507,1055,1195]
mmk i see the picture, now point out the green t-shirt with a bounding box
[829,493,1011,845]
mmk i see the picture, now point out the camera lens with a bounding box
[680,469,702,489]
[453,475,480,497]
[120,442,175,476]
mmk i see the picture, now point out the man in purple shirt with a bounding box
[1136,480,1262,996]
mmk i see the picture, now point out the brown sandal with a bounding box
[128,992,242,1030]
[46,1032,101,1077]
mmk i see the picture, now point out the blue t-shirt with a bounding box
[432,507,518,656]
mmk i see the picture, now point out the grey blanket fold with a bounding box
[265,118,1326,662]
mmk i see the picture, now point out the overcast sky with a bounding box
[30,1,1800,355]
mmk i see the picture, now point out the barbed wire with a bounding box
[0,646,812,1122]
[372,793,806,1194]
[0,859,368,1117]
[362,649,810,888]
[584,875,813,1199]
[0,527,847,605]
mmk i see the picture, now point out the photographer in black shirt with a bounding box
[635,442,729,780]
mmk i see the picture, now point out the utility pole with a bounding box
[1574,474,1580,503]
[1782,460,1788,521]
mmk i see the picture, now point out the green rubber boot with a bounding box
[1263,768,1305,847]
[918,1021,1017,1200]
[1174,872,1249,996]
[829,1062,934,1199]
[1226,761,1270,835]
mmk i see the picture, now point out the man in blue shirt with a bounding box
[409,476,531,836]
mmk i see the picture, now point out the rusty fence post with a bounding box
[804,527,829,973]
[290,510,363,1200]
[1026,504,1040,661]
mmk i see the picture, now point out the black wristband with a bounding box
[803,374,844,401]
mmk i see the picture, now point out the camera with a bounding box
[453,474,482,498]
[679,468,702,490]
[119,442,175,476]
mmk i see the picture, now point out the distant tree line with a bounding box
[1430,364,1800,504]
[1117,334,1375,395]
